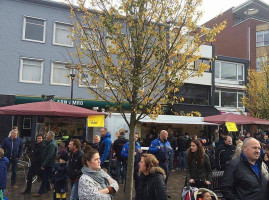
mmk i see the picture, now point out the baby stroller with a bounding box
[193,188,218,200]
[181,180,211,200]
[181,184,198,200]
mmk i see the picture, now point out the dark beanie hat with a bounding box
[60,152,69,162]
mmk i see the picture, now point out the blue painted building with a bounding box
[0,0,98,104]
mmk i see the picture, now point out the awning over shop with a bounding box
[171,104,221,117]
[139,115,217,125]
[14,95,130,110]
[0,101,106,118]
[204,113,269,125]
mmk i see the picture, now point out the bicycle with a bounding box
[17,142,37,184]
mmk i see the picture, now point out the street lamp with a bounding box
[65,64,76,105]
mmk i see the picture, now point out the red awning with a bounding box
[0,101,105,118]
[204,113,269,125]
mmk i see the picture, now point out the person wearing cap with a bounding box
[112,128,128,183]
[52,152,68,200]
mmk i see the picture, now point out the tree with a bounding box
[242,57,269,119]
[67,0,225,199]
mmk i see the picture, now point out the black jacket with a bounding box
[68,150,83,182]
[136,166,168,200]
[30,141,45,174]
[186,153,212,183]
[167,134,177,151]
[215,144,235,170]
[53,162,68,193]
[221,154,269,200]
[177,136,189,152]
[112,136,128,161]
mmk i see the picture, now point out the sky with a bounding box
[199,0,269,24]
[55,0,269,25]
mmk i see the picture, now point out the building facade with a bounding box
[204,0,269,69]
[0,0,219,139]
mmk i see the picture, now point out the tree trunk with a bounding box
[124,112,136,200]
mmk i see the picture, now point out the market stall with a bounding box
[0,101,106,139]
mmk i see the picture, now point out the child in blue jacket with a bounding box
[52,152,68,200]
[0,148,8,200]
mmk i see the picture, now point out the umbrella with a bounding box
[204,113,269,125]
[0,101,105,118]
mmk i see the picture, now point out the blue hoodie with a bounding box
[0,157,8,189]
[99,132,112,164]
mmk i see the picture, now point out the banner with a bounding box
[88,115,105,127]
[225,122,238,132]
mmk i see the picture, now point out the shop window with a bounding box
[23,117,31,129]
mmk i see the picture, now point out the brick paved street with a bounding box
[4,170,186,200]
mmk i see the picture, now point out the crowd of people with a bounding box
[0,127,269,200]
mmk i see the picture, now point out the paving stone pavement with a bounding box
[4,170,186,200]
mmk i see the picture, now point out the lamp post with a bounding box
[66,64,76,105]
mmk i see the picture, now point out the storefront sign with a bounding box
[88,115,105,127]
[225,122,238,132]
[57,99,84,106]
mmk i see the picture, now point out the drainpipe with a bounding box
[211,44,216,107]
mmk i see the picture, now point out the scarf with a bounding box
[81,166,110,189]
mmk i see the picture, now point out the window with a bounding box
[256,57,267,72]
[214,91,220,107]
[23,16,46,42]
[195,59,211,72]
[215,90,244,108]
[53,22,73,47]
[51,62,71,85]
[221,91,237,108]
[79,70,97,88]
[20,58,43,84]
[256,30,269,47]
[81,29,100,51]
[176,85,210,105]
[215,61,244,82]
[238,93,244,108]
[106,34,117,51]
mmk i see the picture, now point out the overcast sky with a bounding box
[55,0,269,25]
[199,0,269,24]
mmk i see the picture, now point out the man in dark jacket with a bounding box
[112,129,128,183]
[1,129,23,189]
[177,133,189,170]
[167,130,177,171]
[21,134,45,194]
[32,131,58,197]
[99,128,112,170]
[215,135,235,170]
[221,137,269,200]
[68,139,83,200]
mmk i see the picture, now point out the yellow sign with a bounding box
[225,122,238,132]
[88,115,105,127]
